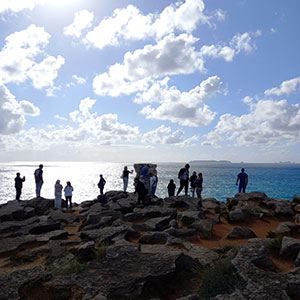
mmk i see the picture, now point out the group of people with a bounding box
[14,164,74,209]
[14,163,249,207]
[167,164,203,203]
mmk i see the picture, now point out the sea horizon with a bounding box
[1,161,300,205]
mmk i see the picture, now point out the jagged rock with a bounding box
[139,232,169,244]
[226,226,256,239]
[48,209,78,224]
[28,221,61,234]
[106,243,140,258]
[190,219,214,239]
[274,201,294,216]
[36,229,68,242]
[295,214,300,224]
[0,216,39,235]
[71,241,95,261]
[0,200,28,222]
[80,210,122,229]
[229,209,245,222]
[80,200,96,208]
[187,245,219,266]
[124,206,176,222]
[231,243,294,299]
[178,211,205,226]
[176,295,200,300]
[170,219,179,229]
[211,213,221,224]
[280,236,300,258]
[105,190,129,202]
[26,197,53,215]
[80,225,129,244]
[0,235,37,254]
[0,266,46,300]
[164,228,196,238]
[295,251,300,267]
[274,222,299,236]
[142,216,171,231]
[202,198,219,209]
[293,204,300,214]
[114,198,135,214]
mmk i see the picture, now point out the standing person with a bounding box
[167,179,176,197]
[190,171,197,198]
[64,181,74,209]
[140,164,150,192]
[98,174,106,195]
[54,180,63,209]
[137,175,147,206]
[195,173,203,207]
[236,168,248,193]
[15,173,25,201]
[34,164,43,198]
[176,164,190,196]
[150,173,158,198]
[122,166,133,192]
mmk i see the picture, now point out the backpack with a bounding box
[178,168,185,179]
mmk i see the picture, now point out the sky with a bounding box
[0,0,300,163]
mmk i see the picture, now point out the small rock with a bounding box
[226,226,256,239]
[229,209,245,222]
[280,236,300,258]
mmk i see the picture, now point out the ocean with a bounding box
[0,161,299,205]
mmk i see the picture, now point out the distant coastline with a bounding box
[190,160,232,164]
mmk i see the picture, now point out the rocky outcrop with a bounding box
[0,191,299,300]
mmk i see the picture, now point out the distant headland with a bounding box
[190,160,232,164]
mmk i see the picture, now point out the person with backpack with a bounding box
[34,164,43,198]
[98,174,106,195]
[176,164,190,196]
[15,172,25,200]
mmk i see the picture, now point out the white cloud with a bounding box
[64,10,94,38]
[142,125,198,146]
[93,33,204,97]
[230,32,257,54]
[84,0,209,50]
[0,83,39,134]
[138,75,221,127]
[72,74,86,84]
[204,99,300,147]
[0,24,50,84]
[54,114,67,121]
[20,100,40,116]
[264,77,300,96]
[0,0,45,14]
[27,55,65,89]
[200,45,235,62]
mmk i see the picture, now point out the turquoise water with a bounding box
[0,161,299,204]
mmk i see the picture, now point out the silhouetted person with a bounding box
[34,164,43,198]
[195,173,203,206]
[15,172,25,200]
[167,179,176,197]
[137,175,147,205]
[54,180,63,209]
[98,174,106,195]
[176,164,190,196]
[64,181,74,209]
[150,173,158,198]
[236,168,248,193]
[190,171,197,198]
[122,166,133,192]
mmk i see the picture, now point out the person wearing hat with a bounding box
[176,163,190,196]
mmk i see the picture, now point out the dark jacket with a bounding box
[15,177,25,189]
